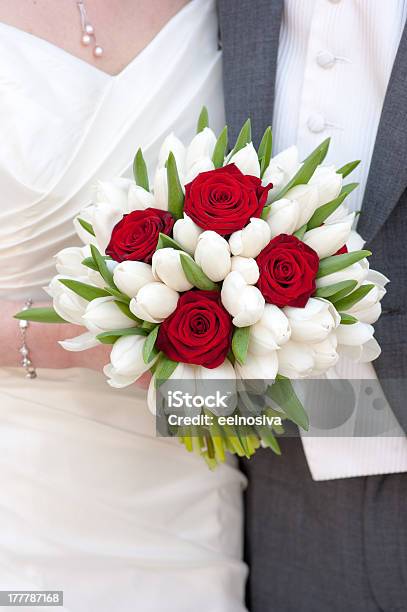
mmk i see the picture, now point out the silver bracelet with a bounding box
[18,299,37,379]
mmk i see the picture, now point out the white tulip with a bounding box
[127,184,154,212]
[59,331,100,352]
[194,231,231,282]
[157,133,186,173]
[221,271,265,327]
[325,202,350,224]
[153,167,169,211]
[196,360,237,416]
[346,229,366,251]
[73,206,97,246]
[265,198,300,237]
[173,214,203,255]
[229,143,260,177]
[113,261,155,298]
[45,276,88,325]
[283,184,319,227]
[339,337,382,363]
[104,335,156,388]
[92,202,123,252]
[235,350,278,381]
[277,341,316,379]
[249,304,291,355]
[309,165,343,206]
[312,333,339,373]
[185,127,217,171]
[231,256,259,284]
[303,213,355,259]
[130,282,179,323]
[345,281,387,324]
[316,259,369,289]
[336,322,381,363]
[229,218,271,258]
[185,157,214,183]
[83,296,137,333]
[284,298,340,344]
[147,362,196,415]
[262,145,300,199]
[152,248,193,292]
[94,178,132,210]
[55,246,88,279]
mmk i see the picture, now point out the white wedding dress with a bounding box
[0,1,248,610]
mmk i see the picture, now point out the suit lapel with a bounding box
[218,0,284,146]
[358,21,407,244]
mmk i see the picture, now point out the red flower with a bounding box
[334,244,348,255]
[183,164,272,235]
[256,234,319,307]
[156,290,233,369]
[106,208,174,263]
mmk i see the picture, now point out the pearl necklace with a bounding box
[76,1,103,57]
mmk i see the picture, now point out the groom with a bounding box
[218,1,407,610]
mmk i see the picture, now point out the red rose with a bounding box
[334,244,348,255]
[183,164,272,235]
[156,290,233,369]
[256,234,319,307]
[106,207,174,263]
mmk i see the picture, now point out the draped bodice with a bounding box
[0,0,224,299]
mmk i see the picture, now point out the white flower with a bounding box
[229,143,260,177]
[283,184,319,227]
[284,298,340,344]
[221,271,265,327]
[59,332,100,352]
[127,184,155,211]
[185,127,217,171]
[336,322,381,363]
[54,246,88,279]
[45,276,88,325]
[311,333,339,373]
[185,158,214,183]
[196,360,237,416]
[344,277,387,325]
[309,165,343,206]
[235,350,279,381]
[346,229,366,252]
[157,133,186,173]
[277,341,316,379]
[316,259,370,290]
[94,178,132,211]
[104,335,156,389]
[262,145,300,199]
[249,304,291,355]
[303,213,355,259]
[173,214,203,255]
[152,167,169,211]
[229,218,271,258]
[231,256,259,284]
[148,362,196,415]
[113,261,155,298]
[130,281,179,323]
[265,198,300,237]
[73,206,97,246]
[91,202,123,253]
[152,248,193,292]
[194,231,231,282]
[83,296,137,334]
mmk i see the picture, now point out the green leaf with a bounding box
[59,279,111,301]
[141,320,157,331]
[278,138,330,199]
[333,284,375,311]
[77,217,95,237]
[114,300,142,323]
[266,376,309,431]
[105,287,130,304]
[337,160,361,178]
[256,427,281,455]
[179,253,219,291]
[258,126,272,177]
[232,326,250,365]
[156,232,184,251]
[143,325,160,364]
[167,152,184,220]
[212,126,228,168]
[293,223,307,240]
[133,148,149,191]
[96,327,147,344]
[81,255,112,272]
[229,118,252,158]
[307,183,358,230]
[154,354,179,387]
[313,280,357,299]
[197,106,209,133]
[14,307,66,323]
[90,244,115,288]
[339,313,358,325]
[261,204,271,220]
[317,250,371,278]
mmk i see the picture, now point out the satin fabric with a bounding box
[0,1,248,610]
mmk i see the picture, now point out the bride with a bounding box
[0,1,248,610]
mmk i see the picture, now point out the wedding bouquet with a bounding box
[17,108,388,467]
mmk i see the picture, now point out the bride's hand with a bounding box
[1,300,111,370]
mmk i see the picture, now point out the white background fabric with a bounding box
[0,1,248,610]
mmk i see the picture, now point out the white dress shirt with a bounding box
[273,0,407,480]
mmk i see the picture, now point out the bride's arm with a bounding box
[0,300,111,370]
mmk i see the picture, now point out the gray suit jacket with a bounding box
[218,0,407,431]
